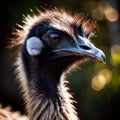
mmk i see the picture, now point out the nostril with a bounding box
[79,45,91,50]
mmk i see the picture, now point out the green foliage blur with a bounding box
[0,0,120,120]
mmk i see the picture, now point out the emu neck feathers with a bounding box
[17,55,79,120]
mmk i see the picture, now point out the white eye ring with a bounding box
[26,37,43,56]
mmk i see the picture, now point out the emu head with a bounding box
[16,9,105,75]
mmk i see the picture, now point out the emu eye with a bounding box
[48,33,61,43]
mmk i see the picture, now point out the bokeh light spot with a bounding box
[104,7,119,22]
[91,1,119,22]
[91,75,106,91]
[91,69,112,91]
[111,45,120,66]
[99,69,112,84]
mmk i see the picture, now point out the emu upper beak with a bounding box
[53,37,106,63]
[77,42,106,63]
[75,36,106,63]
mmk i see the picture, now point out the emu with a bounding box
[1,9,105,120]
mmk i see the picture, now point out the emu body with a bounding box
[11,9,106,120]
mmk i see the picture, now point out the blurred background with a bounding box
[0,0,120,120]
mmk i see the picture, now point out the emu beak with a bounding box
[76,36,106,63]
[53,37,106,63]
[77,42,106,63]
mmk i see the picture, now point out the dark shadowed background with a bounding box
[0,0,120,120]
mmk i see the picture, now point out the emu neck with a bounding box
[30,62,62,100]
[20,56,79,120]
